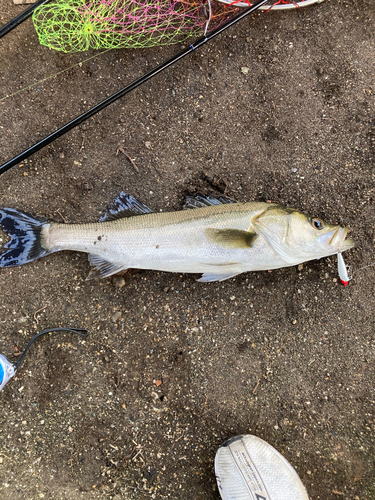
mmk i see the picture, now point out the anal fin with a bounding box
[198,272,242,282]
[87,254,128,280]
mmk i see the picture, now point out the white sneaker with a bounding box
[215,435,309,500]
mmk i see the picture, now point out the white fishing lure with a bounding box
[337,252,352,286]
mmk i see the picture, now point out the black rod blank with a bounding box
[0,0,268,176]
[0,0,51,39]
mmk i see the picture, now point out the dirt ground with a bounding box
[0,0,374,498]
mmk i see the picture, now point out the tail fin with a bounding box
[0,209,52,267]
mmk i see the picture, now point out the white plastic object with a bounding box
[217,0,326,11]
[215,434,309,500]
[0,354,16,391]
[337,252,351,284]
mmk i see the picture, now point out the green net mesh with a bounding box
[32,0,238,53]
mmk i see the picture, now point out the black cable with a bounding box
[14,327,90,369]
[0,0,51,39]
[0,0,268,176]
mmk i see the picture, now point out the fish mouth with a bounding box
[318,226,355,252]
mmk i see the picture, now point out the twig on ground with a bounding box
[33,304,48,324]
[54,209,67,223]
[116,147,139,173]
[252,378,261,394]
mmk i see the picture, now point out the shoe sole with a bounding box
[215,434,309,500]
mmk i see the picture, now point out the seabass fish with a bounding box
[0,192,355,282]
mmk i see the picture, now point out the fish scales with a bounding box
[46,202,269,274]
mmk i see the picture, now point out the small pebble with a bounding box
[113,276,125,288]
[241,67,250,75]
[111,311,121,322]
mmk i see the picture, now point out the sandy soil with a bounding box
[0,0,374,498]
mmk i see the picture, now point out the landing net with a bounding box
[32,0,238,52]
[32,0,324,53]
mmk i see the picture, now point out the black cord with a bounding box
[15,327,90,369]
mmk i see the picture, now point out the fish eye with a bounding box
[311,218,324,230]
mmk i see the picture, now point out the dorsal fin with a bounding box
[100,192,153,222]
[184,195,237,210]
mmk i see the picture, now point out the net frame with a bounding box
[217,0,326,10]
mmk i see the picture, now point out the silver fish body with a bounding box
[0,193,355,282]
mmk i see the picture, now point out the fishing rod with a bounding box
[0,0,268,176]
[0,0,51,39]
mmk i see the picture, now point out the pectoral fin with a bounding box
[205,228,258,249]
